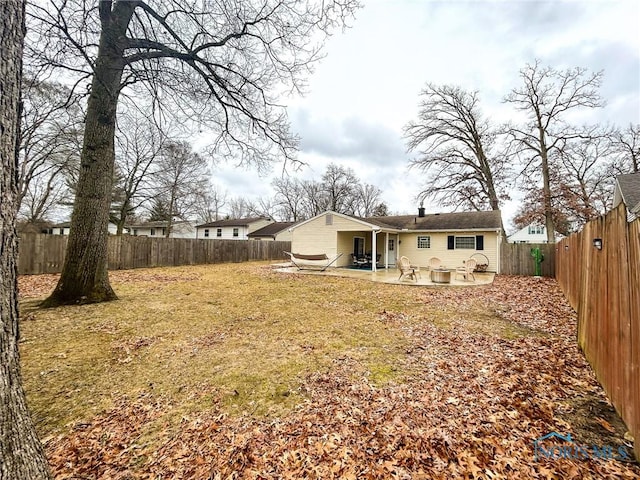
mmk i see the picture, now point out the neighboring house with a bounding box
[613,172,640,222]
[44,221,118,235]
[195,217,273,240]
[126,220,197,238]
[507,223,561,243]
[247,222,295,242]
[289,209,504,272]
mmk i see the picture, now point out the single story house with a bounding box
[196,216,273,240]
[247,222,295,242]
[44,221,118,235]
[507,223,562,243]
[126,220,197,238]
[613,172,640,222]
[289,209,504,273]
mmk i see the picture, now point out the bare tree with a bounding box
[273,164,386,219]
[272,177,306,221]
[504,60,604,242]
[250,196,278,219]
[151,141,209,237]
[110,106,169,234]
[611,123,640,173]
[18,78,83,222]
[405,84,508,211]
[300,179,328,218]
[0,1,52,477]
[225,197,261,219]
[322,163,360,214]
[371,202,389,216]
[193,183,227,223]
[354,183,384,217]
[31,0,359,306]
[556,129,617,225]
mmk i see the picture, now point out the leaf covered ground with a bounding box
[18,263,639,479]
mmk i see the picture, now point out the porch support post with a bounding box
[385,232,389,269]
[372,230,377,272]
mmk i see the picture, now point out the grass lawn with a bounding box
[19,262,639,478]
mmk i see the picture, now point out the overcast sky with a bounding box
[213,0,640,228]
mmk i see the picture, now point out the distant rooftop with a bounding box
[248,222,295,237]
[197,217,272,228]
[617,173,640,213]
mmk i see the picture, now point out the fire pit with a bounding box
[430,268,452,284]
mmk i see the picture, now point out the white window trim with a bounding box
[417,235,431,249]
[454,236,476,249]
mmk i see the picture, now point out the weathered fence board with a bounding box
[556,203,640,461]
[18,234,291,275]
[500,242,555,276]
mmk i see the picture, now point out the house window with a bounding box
[455,236,475,249]
[204,229,209,238]
[388,239,395,251]
[133,229,138,236]
[59,228,65,235]
[150,228,156,236]
[417,236,431,249]
[326,214,333,225]
[233,228,239,237]
[216,228,222,237]
[528,225,545,235]
[447,235,484,250]
[161,228,166,236]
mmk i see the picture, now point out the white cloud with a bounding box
[208,0,640,222]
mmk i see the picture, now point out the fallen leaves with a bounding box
[32,270,640,478]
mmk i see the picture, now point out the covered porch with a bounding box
[337,229,400,271]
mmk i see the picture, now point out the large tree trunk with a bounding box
[539,136,556,243]
[42,3,136,306]
[0,1,53,477]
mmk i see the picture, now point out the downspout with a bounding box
[496,229,501,274]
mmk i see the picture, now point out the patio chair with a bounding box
[428,257,442,270]
[398,256,421,282]
[351,253,368,268]
[455,258,477,282]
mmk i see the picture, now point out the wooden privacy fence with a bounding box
[500,242,555,276]
[556,203,640,461]
[17,234,291,275]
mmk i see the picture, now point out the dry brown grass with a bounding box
[21,262,464,437]
[23,266,640,478]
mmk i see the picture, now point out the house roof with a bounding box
[196,216,272,228]
[248,222,295,238]
[365,210,503,231]
[290,210,503,232]
[126,220,192,229]
[616,173,640,213]
[50,222,72,228]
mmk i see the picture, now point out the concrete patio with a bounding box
[273,264,495,286]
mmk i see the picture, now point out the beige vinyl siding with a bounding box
[247,218,274,234]
[274,230,293,242]
[397,231,499,272]
[292,215,374,267]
